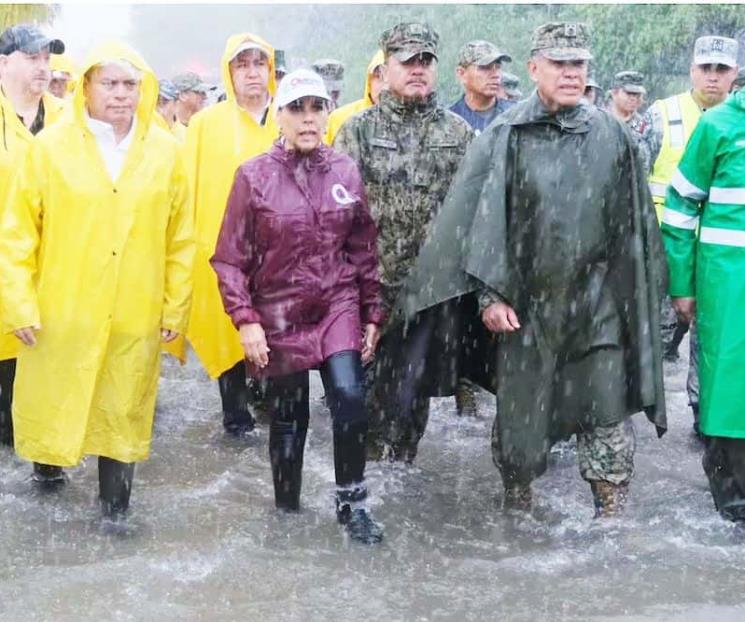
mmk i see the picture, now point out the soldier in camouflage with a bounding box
[609,71,660,174]
[334,22,473,461]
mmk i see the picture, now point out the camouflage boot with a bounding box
[503,483,532,512]
[455,378,478,418]
[590,481,629,518]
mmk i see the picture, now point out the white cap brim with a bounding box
[694,52,737,68]
[230,41,271,62]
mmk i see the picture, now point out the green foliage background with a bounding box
[0,4,57,31]
[126,3,745,106]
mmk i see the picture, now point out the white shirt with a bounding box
[85,112,137,182]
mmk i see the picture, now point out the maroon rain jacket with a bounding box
[211,142,385,378]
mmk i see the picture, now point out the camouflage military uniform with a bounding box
[333,23,473,460]
[334,90,472,311]
[627,110,659,174]
[611,71,660,174]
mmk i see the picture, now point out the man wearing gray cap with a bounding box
[311,58,344,109]
[501,71,522,102]
[648,35,739,431]
[0,24,66,450]
[172,71,209,127]
[450,40,514,134]
[583,72,602,107]
[154,79,181,137]
[395,22,667,516]
[609,71,658,173]
[334,22,473,463]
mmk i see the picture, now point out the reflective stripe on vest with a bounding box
[665,96,686,149]
[700,226,745,247]
[648,92,702,216]
[649,181,668,199]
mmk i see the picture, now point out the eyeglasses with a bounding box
[94,79,140,92]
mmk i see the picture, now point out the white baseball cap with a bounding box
[274,68,331,108]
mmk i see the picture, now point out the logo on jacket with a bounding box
[332,183,355,206]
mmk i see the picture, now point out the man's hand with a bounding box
[14,325,39,346]
[161,329,179,343]
[482,302,521,333]
[361,323,380,364]
[239,322,270,368]
[672,296,696,324]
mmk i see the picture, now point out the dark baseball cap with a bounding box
[612,70,646,94]
[0,24,64,56]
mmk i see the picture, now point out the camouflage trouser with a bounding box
[492,417,636,486]
[577,419,636,485]
[660,296,679,353]
[687,322,700,410]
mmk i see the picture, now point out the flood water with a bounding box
[2,336,745,622]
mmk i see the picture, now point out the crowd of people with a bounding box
[0,17,743,544]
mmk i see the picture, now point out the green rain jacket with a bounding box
[396,92,668,435]
[662,89,745,438]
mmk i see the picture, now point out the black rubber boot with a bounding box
[0,358,16,447]
[99,456,135,518]
[269,419,306,511]
[218,361,255,435]
[336,486,383,544]
[32,462,67,486]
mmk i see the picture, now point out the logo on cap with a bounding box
[565,23,577,37]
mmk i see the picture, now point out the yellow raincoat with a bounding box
[0,90,66,361]
[182,33,279,378]
[325,50,384,144]
[0,41,194,466]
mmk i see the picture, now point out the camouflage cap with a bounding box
[172,72,210,94]
[158,79,179,101]
[458,40,511,67]
[380,22,439,62]
[501,71,521,96]
[694,36,738,68]
[531,22,592,62]
[311,58,344,92]
[585,71,601,90]
[0,24,64,56]
[612,70,646,94]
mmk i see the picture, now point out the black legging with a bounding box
[267,350,367,511]
[0,358,16,446]
[218,360,254,430]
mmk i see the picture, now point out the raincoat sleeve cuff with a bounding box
[361,304,387,326]
[232,307,262,329]
[478,288,508,313]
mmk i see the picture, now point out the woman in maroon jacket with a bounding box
[211,69,385,544]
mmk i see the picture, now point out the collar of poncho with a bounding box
[379,89,440,122]
[509,90,593,133]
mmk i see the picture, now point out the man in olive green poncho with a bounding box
[396,22,668,516]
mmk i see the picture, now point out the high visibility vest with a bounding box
[648,91,701,219]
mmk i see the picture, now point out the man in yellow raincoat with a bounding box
[0,41,194,517]
[325,50,385,144]
[183,33,279,434]
[0,24,67,448]
[48,52,77,98]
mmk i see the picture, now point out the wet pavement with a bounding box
[2,337,745,622]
